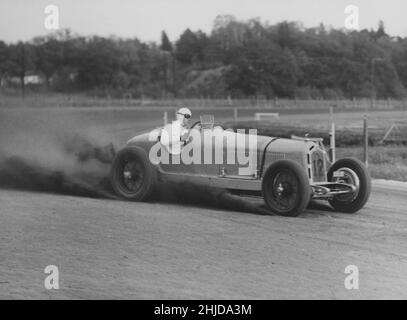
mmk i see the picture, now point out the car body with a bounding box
[111,115,371,216]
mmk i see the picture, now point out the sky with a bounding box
[0,0,406,43]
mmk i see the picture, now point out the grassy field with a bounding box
[336,146,407,181]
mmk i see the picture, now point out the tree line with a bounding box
[1,15,407,99]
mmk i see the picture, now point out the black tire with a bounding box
[327,158,371,213]
[262,159,311,217]
[110,147,157,201]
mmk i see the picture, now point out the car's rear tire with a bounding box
[262,160,311,217]
[111,147,156,201]
[327,158,371,213]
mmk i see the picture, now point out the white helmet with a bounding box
[176,107,192,120]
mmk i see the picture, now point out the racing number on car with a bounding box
[313,158,324,176]
[311,150,325,182]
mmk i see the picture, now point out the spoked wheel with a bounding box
[111,147,156,201]
[328,158,371,213]
[122,160,145,193]
[270,171,300,211]
[262,160,311,217]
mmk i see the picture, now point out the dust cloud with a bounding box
[0,108,269,214]
[0,108,117,198]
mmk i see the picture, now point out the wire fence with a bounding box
[2,93,407,111]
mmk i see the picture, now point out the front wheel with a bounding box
[327,158,371,213]
[262,160,311,217]
[110,147,156,201]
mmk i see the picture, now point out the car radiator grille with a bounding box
[310,149,327,183]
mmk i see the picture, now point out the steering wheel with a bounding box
[190,120,202,129]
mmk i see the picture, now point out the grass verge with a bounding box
[337,146,407,181]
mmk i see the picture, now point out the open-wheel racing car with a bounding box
[110,115,371,217]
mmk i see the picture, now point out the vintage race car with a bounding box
[110,115,371,216]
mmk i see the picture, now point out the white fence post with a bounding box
[363,115,369,166]
[329,106,336,163]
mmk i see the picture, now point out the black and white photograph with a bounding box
[0,0,406,304]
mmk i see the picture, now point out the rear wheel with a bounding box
[328,158,371,213]
[262,160,311,217]
[111,147,156,201]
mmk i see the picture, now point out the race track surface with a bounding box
[0,181,406,299]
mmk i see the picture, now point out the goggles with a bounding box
[177,113,191,119]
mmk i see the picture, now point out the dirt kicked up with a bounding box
[0,108,270,214]
[0,109,118,199]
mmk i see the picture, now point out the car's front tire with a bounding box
[327,157,371,213]
[262,160,311,217]
[110,147,157,201]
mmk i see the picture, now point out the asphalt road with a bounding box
[0,180,406,299]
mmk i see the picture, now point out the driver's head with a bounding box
[176,107,192,127]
